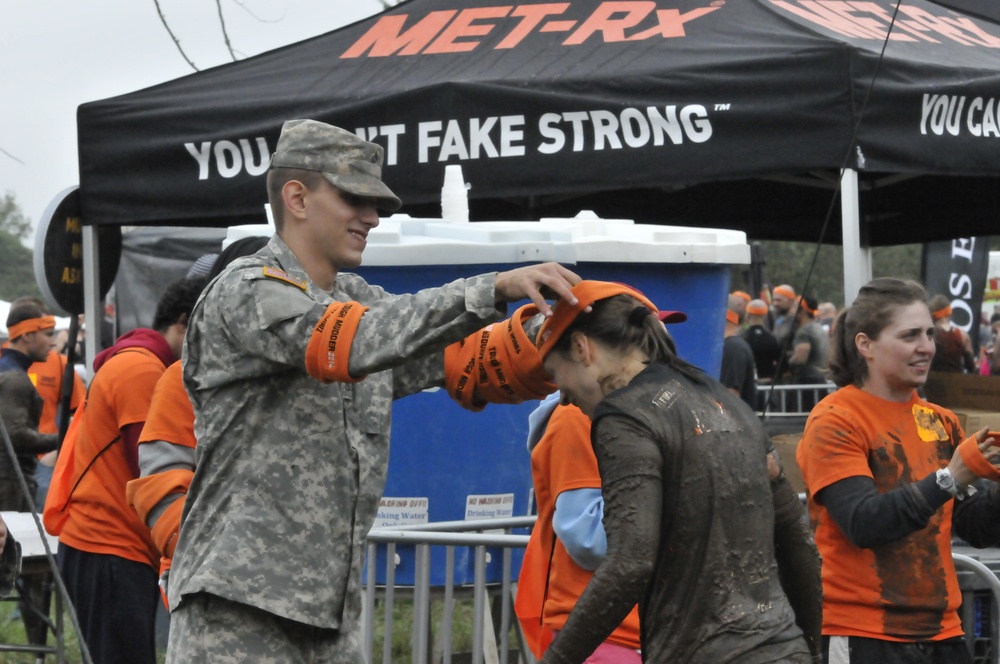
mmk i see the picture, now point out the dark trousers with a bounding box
[57,542,159,664]
[823,635,972,664]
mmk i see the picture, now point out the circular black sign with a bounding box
[33,186,122,316]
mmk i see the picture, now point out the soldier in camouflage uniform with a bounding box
[167,119,580,663]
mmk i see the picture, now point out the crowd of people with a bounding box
[0,121,998,664]
[719,283,1000,417]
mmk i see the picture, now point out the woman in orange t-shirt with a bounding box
[516,392,641,662]
[797,277,1000,664]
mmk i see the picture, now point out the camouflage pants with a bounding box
[166,592,365,664]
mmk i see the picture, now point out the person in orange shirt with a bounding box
[797,277,1000,664]
[55,277,204,664]
[126,236,268,601]
[29,343,86,507]
[518,395,643,663]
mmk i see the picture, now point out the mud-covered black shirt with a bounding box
[541,363,810,664]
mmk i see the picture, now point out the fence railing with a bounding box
[756,382,837,417]
[363,521,1000,664]
[364,516,535,664]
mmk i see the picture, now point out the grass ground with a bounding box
[0,593,165,664]
[0,591,519,663]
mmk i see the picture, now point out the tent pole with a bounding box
[841,168,871,306]
[82,225,101,381]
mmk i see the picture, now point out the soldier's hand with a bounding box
[495,263,581,317]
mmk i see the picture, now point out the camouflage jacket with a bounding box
[172,234,504,630]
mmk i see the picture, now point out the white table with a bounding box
[1,511,59,559]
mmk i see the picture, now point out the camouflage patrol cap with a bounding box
[270,119,402,211]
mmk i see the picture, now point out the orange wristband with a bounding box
[958,435,1000,481]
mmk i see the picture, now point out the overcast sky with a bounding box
[0,0,386,242]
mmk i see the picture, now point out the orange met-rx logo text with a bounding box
[340,0,1000,59]
[341,2,720,57]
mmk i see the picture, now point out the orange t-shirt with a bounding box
[797,385,964,641]
[58,347,165,568]
[138,361,195,448]
[524,403,640,649]
[28,350,85,435]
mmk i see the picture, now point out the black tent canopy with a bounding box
[77,0,1000,248]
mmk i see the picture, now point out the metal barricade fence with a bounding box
[954,554,1000,664]
[362,503,1000,664]
[756,382,837,417]
[364,516,536,664]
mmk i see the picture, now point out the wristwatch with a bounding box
[936,468,969,501]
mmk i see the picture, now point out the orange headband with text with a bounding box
[7,316,56,340]
[746,302,768,316]
[532,281,658,361]
[932,305,952,320]
[732,290,751,302]
[726,310,739,325]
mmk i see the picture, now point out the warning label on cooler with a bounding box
[465,493,514,521]
[373,497,429,528]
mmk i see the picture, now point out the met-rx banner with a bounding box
[76,0,1000,243]
[339,1,1000,59]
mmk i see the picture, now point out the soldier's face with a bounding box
[305,181,380,269]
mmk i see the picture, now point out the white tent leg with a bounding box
[82,225,101,381]
[841,168,871,306]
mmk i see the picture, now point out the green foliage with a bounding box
[731,241,923,308]
[0,193,32,241]
[0,230,41,302]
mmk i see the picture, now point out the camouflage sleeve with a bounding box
[386,290,547,400]
[206,269,502,390]
[0,535,21,597]
[347,273,503,385]
[216,271,330,369]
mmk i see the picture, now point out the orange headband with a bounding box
[533,280,658,360]
[726,310,739,325]
[797,297,818,317]
[746,302,768,316]
[773,285,795,299]
[7,316,56,340]
[932,305,952,320]
[732,290,751,302]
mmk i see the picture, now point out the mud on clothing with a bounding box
[798,385,989,642]
[542,362,810,664]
